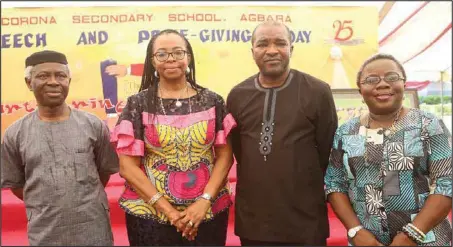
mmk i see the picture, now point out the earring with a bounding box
[154,71,159,78]
[186,67,191,75]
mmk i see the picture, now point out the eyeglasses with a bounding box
[153,50,187,62]
[361,72,405,85]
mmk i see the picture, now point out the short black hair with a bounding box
[356,53,407,87]
[251,21,292,45]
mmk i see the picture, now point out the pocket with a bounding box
[100,201,111,222]
[74,152,98,184]
[100,201,114,242]
[26,209,33,222]
[101,201,110,214]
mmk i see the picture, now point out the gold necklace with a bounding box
[367,107,402,137]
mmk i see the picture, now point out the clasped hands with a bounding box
[167,199,211,241]
[352,229,417,246]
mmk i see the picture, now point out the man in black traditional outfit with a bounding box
[227,21,338,246]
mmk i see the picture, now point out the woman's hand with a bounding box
[179,199,211,239]
[166,209,186,233]
[351,229,384,246]
[389,232,417,246]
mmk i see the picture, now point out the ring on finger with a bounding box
[187,221,194,227]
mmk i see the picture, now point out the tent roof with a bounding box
[378,1,452,82]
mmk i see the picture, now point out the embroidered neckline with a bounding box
[255,72,294,161]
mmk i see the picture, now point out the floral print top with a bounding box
[111,88,237,224]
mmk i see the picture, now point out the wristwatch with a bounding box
[198,193,212,202]
[348,225,364,238]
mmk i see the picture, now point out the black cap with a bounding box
[25,50,68,67]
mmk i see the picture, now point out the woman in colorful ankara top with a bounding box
[111,29,236,246]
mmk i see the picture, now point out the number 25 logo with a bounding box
[333,20,354,41]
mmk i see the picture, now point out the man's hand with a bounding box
[351,229,384,246]
[389,232,417,246]
[105,65,128,77]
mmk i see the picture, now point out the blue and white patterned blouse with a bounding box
[325,108,452,246]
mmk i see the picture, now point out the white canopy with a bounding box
[377,1,452,82]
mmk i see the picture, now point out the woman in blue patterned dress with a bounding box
[325,53,452,246]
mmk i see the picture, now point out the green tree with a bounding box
[424,96,441,105]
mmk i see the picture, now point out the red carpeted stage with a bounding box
[1,164,348,246]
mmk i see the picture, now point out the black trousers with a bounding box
[240,237,327,246]
[126,210,229,246]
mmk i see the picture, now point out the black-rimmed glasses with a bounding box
[361,72,405,85]
[153,50,187,62]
